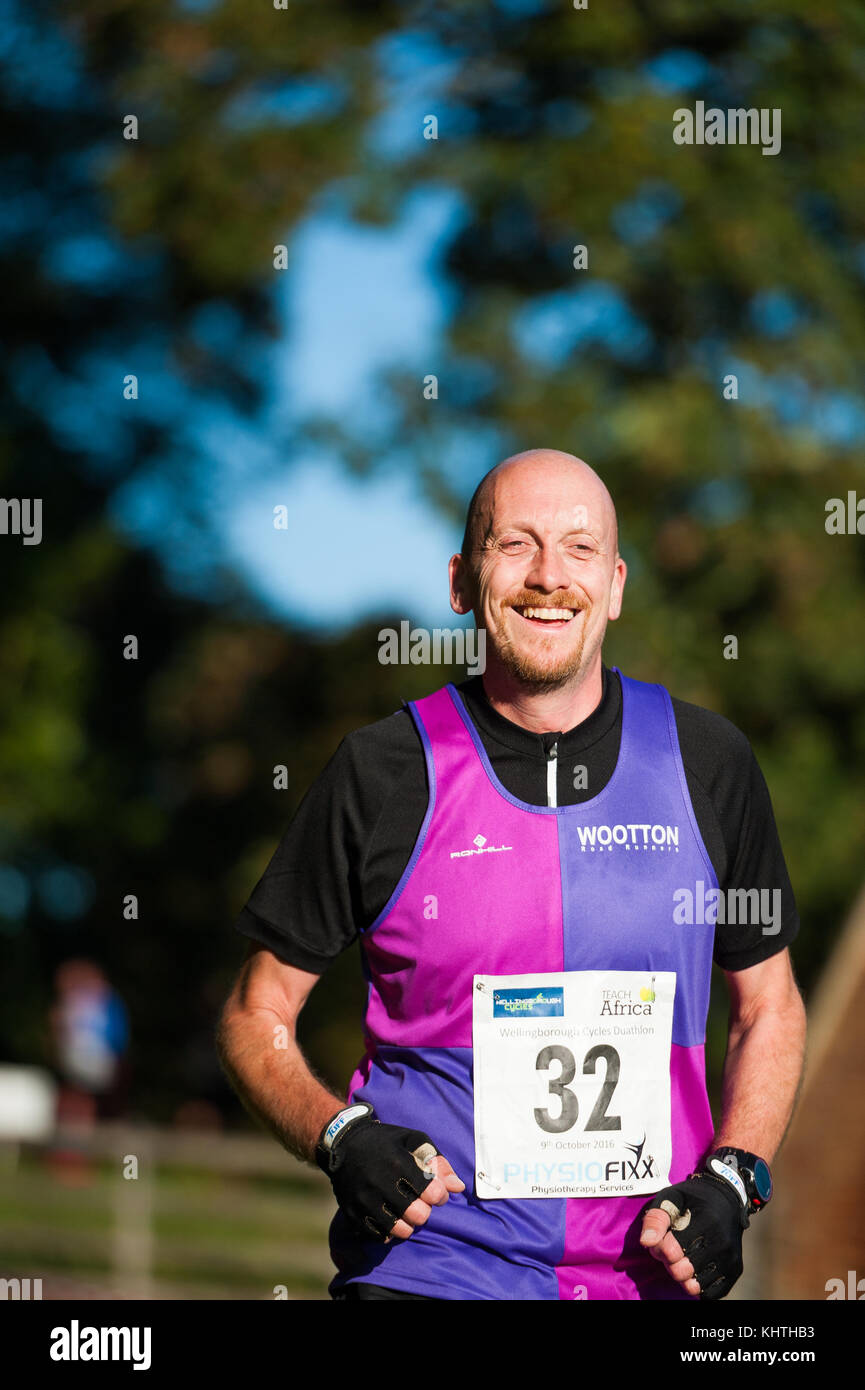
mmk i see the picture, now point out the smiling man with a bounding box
[218,448,806,1301]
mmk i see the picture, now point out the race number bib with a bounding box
[472,970,675,1199]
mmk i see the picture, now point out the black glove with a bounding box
[644,1171,750,1299]
[315,1107,439,1242]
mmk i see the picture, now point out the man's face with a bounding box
[451,463,625,690]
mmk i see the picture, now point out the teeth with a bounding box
[518,607,575,621]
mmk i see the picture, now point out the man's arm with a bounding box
[641,947,806,1295]
[216,940,464,1241]
[215,940,345,1164]
[712,945,807,1160]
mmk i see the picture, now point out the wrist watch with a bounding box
[704,1147,773,1215]
[314,1102,375,1172]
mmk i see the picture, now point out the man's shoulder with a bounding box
[662,688,764,810]
[334,695,432,767]
[620,670,754,765]
[339,680,460,746]
[667,690,753,762]
[277,702,429,852]
[318,697,433,829]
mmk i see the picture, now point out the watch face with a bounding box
[753,1158,773,1203]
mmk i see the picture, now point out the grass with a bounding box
[3,1149,336,1300]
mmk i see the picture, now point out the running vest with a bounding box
[328,671,718,1300]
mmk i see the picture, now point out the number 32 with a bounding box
[534,1043,621,1133]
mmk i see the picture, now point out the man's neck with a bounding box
[480,655,605,735]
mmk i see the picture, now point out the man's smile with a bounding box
[509,604,583,630]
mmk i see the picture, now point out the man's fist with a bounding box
[640,1172,749,1299]
[316,1110,465,1242]
[383,1152,465,1242]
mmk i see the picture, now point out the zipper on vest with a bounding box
[546,740,558,808]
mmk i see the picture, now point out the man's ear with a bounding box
[449,552,474,616]
[607,556,627,621]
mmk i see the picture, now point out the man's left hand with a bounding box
[639,1173,749,1299]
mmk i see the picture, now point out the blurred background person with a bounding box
[48,960,129,1182]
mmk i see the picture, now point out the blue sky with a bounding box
[221,184,476,630]
[225,454,464,632]
[103,183,482,629]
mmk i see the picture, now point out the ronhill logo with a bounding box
[450,833,513,860]
[576,824,680,851]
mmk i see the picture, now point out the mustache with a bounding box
[503,591,588,611]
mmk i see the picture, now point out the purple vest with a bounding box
[329,671,718,1300]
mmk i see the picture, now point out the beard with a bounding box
[491,591,591,691]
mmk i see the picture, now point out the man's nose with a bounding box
[523,543,571,592]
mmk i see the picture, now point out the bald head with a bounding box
[460,449,618,561]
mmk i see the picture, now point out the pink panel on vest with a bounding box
[362,687,564,1049]
[556,1042,716,1299]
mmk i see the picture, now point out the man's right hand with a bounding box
[315,1106,465,1242]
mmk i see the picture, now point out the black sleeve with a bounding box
[711,743,800,971]
[673,698,799,972]
[233,708,428,973]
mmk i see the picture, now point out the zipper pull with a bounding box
[545,738,558,808]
